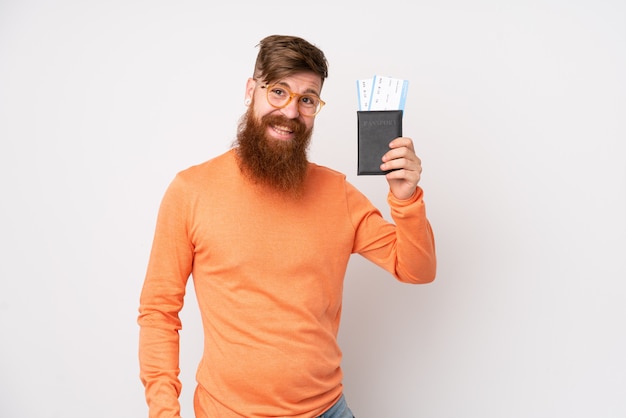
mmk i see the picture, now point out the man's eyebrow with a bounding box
[275,80,320,96]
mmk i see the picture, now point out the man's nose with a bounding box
[280,98,300,119]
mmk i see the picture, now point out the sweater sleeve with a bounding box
[348,184,437,284]
[137,175,194,418]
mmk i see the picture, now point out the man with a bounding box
[138,34,436,418]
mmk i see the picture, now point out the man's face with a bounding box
[245,72,323,139]
[235,72,323,196]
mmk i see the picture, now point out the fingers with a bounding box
[381,137,421,173]
[383,136,424,200]
[389,136,415,152]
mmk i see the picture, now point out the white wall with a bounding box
[1,1,624,417]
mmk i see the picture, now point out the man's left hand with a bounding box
[381,137,423,200]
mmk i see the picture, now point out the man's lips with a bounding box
[269,124,295,140]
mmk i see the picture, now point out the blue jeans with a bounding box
[317,394,355,418]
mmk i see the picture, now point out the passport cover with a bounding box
[357,110,403,175]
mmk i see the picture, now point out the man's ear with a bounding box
[244,78,256,103]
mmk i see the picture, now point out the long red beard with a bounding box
[234,108,313,197]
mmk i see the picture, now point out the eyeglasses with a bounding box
[260,84,325,116]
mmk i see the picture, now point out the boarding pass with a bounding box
[356,75,409,111]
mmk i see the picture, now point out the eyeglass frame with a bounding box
[258,82,326,117]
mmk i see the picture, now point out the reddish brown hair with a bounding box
[253,35,328,86]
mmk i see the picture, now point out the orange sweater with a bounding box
[138,149,436,418]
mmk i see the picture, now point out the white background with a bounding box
[1,1,625,417]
